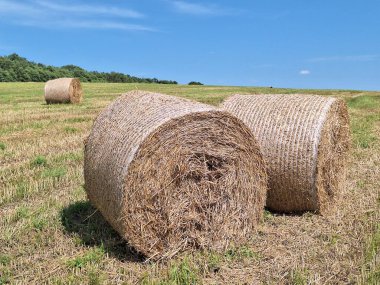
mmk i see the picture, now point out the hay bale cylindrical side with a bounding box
[221,94,350,214]
[84,91,267,260]
[44,78,82,104]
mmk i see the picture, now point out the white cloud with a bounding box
[308,54,379,62]
[66,21,152,31]
[0,0,152,31]
[171,1,230,15]
[299,70,310,75]
[0,1,41,17]
[35,0,144,18]
[19,19,155,31]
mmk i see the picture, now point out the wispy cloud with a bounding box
[299,70,310,75]
[20,19,155,32]
[0,1,41,17]
[0,0,152,32]
[35,0,144,18]
[170,1,233,16]
[308,54,379,62]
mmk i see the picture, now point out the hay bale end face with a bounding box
[221,94,350,214]
[84,91,267,260]
[44,78,82,104]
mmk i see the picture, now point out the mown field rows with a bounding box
[0,82,379,284]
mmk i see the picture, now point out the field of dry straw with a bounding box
[0,82,379,284]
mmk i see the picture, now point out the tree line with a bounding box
[0,54,178,84]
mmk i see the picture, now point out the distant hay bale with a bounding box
[221,94,350,214]
[84,90,267,260]
[44,78,82,104]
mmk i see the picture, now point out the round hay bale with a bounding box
[221,94,350,214]
[84,90,267,260]
[44,78,82,104]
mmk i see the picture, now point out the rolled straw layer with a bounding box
[84,90,267,260]
[221,94,350,214]
[44,78,82,104]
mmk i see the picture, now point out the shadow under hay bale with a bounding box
[221,94,350,214]
[44,78,82,104]
[61,201,144,262]
[84,90,267,260]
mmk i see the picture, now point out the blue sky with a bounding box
[0,0,379,90]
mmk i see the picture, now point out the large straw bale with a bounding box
[84,90,267,260]
[221,94,350,214]
[44,78,82,104]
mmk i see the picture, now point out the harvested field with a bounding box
[0,82,379,284]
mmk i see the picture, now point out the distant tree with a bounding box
[8,53,25,62]
[0,53,177,83]
[15,67,31,82]
[61,64,81,71]
[0,70,11,81]
[26,68,40,82]
[0,58,12,69]
[188,81,203,85]
[6,70,17,82]
[157,80,178,84]
[106,72,125,83]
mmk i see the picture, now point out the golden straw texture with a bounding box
[44,78,82,104]
[84,90,267,260]
[221,94,350,214]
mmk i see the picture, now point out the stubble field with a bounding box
[0,82,379,284]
